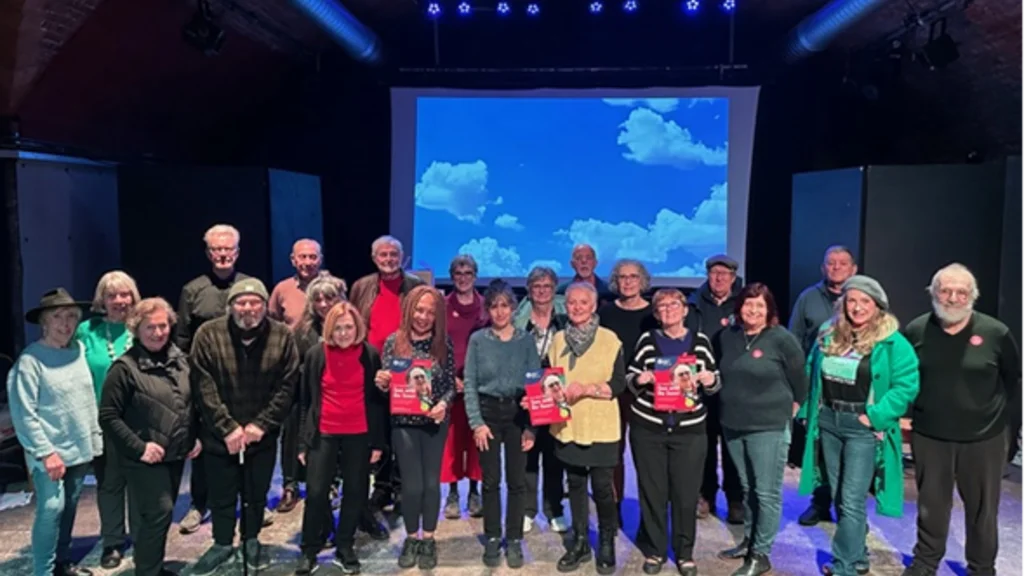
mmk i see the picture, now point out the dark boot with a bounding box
[731,553,771,576]
[100,547,123,569]
[557,534,593,572]
[798,503,832,526]
[717,538,750,560]
[418,537,438,570]
[595,528,616,575]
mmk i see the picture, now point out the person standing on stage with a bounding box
[901,264,1020,576]
[187,279,300,576]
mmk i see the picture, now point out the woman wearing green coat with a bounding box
[797,276,919,576]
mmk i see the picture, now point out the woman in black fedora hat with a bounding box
[7,288,103,576]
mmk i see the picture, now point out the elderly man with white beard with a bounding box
[901,263,1020,576]
[188,279,301,576]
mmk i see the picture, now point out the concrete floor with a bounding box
[0,448,1019,576]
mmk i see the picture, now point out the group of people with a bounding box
[5,224,1019,576]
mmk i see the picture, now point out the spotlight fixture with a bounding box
[721,0,735,11]
[623,0,638,11]
[426,2,441,16]
[589,1,603,13]
[684,0,700,11]
[526,2,540,14]
[497,1,510,14]
[458,1,471,14]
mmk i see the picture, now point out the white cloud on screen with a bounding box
[457,237,525,277]
[415,160,490,223]
[494,214,524,231]
[603,98,680,113]
[554,182,727,269]
[687,98,718,108]
[526,259,563,274]
[616,108,727,169]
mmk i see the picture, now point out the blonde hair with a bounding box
[204,224,240,246]
[322,301,366,347]
[91,271,142,313]
[819,293,899,356]
[126,297,178,335]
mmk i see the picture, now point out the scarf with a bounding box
[561,314,600,370]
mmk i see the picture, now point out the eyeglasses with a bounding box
[656,301,683,312]
[618,274,641,282]
[938,288,971,300]
[530,284,555,291]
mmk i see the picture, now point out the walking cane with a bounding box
[239,446,250,576]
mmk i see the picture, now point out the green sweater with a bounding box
[463,328,541,430]
[75,317,132,403]
[797,316,920,518]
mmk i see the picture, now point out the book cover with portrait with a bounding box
[390,358,435,415]
[524,367,571,426]
[653,354,700,412]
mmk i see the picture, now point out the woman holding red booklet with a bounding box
[626,288,720,576]
[375,285,456,570]
[463,280,541,569]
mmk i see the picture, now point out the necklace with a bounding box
[105,321,132,361]
[744,329,762,350]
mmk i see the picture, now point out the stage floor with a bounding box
[0,450,1019,576]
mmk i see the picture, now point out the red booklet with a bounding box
[389,358,435,415]
[524,367,572,426]
[652,354,701,412]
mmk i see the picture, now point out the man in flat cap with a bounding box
[687,254,744,524]
[188,279,301,576]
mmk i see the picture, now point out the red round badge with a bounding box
[720,317,730,327]
[752,349,763,359]
[970,335,983,346]
[452,311,460,318]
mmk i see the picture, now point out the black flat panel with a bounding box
[998,156,1021,342]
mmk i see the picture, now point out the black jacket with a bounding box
[298,343,388,453]
[98,344,197,464]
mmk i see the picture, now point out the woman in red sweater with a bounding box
[294,302,388,575]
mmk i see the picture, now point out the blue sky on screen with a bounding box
[412,96,728,279]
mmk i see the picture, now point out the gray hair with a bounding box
[292,238,322,255]
[371,235,403,257]
[449,254,479,277]
[526,266,558,288]
[608,259,651,295]
[565,281,597,302]
[824,245,857,264]
[91,270,142,313]
[928,263,979,301]
[204,224,240,246]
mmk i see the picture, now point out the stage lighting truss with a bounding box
[422,0,735,18]
[684,0,700,11]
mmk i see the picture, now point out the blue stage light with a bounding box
[497,1,510,14]
[721,0,735,11]
[526,2,540,14]
[458,2,471,14]
[427,2,441,16]
[623,0,637,11]
[589,1,603,13]
[684,0,699,12]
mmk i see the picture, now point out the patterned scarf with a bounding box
[561,314,600,370]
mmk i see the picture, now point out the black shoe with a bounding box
[100,546,123,569]
[295,555,320,575]
[642,557,664,575]
[798,504,832,526]
[595,528,616,575]
[717,538,750,560]
[483,538,502,568]
[557,536,593,572]
[731,553,771,576]
[398,538,420,569]
[418,538,438,570]
[359,517,390,541]
[333,546,361,575]
[506,539,524,569]
[676,560,698,576]
[901,563,936,576]
[54,564,93,576]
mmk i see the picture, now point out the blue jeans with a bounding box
[819,406,877,576]
[723,426,790,556]
[30,462,88,576]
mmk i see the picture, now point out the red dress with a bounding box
[440,291,487,483]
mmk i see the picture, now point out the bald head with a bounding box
[571,244,597,279]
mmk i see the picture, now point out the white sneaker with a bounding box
[523,516,534,533]
[549,516,570,533]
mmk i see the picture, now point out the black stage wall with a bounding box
[998,156,1022,342]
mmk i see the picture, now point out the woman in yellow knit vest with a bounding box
[543,282,627,575]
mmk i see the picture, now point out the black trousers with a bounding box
[478,396,529,540]
[205,448,276,546]
[300,434,370,553]
[124,460,184,576]
[280,405,305,488]
[700,396,742,504]
[631,425,707,561]
[525,424,565,519]
[190,454,208,511]
[911,431,1006,576]
[565,464,616,534]
[94,437,136,549]
[372,419,401,502]
[393,422,449,533]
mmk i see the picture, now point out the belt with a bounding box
[480,394,520,404]
[825,399,866,414]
